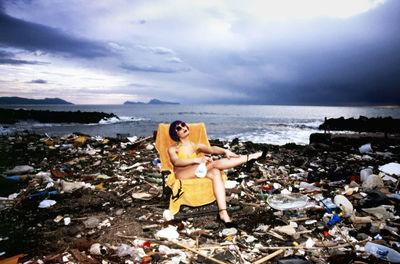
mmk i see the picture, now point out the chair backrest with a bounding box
[155,123,210,171]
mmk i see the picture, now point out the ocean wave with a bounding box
[98,116,147,125]
[160,111,219,115]
[219,130,313,146]
[0,125,12,135]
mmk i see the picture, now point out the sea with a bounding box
[1,104,400,145]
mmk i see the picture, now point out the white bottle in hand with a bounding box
[195,155,211,178]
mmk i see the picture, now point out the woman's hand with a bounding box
[195,156,212,164]
[225,149,239,159]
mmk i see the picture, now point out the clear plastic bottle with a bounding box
[195,155,211,178]
[364,242,400,263]
[387,193,400,200]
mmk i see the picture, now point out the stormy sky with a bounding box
[0,0,399,105]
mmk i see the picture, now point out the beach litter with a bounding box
[0,130,399,263]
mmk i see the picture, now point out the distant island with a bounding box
[0,97,73,105]
[124,98,179,105]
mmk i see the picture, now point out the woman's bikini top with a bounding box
[177,142,198,159]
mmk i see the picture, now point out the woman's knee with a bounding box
[206,168,221,180]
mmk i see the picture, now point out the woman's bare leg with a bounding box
[208,152,262,171]
[206,168,231,222]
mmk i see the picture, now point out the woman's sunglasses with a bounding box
[175,122,187,131]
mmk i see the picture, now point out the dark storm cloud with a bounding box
[0,57,43,65]
[28,79,47,84]
[121,63,190,73]
[0,49,46,65]
[0,7,110,58]
[212,0,400,106]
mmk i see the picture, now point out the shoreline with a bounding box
[0,108,118,124]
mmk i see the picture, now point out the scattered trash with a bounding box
[83,217,100,229]
[0,131,399,263]
[38,199,56,208]
[334,195,353,217]
[4,165,34,175]
[267,193,308,210]
[89,243,107,255]
[364,242,400,263]
[155,225,179,240]
[359,143,373,153]
[116,243,140,260]
[379,162,400,176]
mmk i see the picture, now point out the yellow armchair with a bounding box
[155,123,227,216]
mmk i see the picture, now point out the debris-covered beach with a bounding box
[1,126,400,263]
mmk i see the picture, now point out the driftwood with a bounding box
[171,241,228,264]
[253,249,284,264]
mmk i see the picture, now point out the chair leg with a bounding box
[161,170,171,198]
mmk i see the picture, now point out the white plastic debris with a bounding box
[5,165,34,175]
[363,205,396,220]
[90,243,107,255]
[38,199,56,208]
[225,180,239,189]
[146,144,154,150]
[274,225,296,236]
[305,220,317,225]
[299,182,321,191]
[359,143,373,153]
[362,174,384,189]
[64,217,71,226]
[155,226,179,240]
[306,238,315,248]
[158,245,174,255]
[273,183,282,189]
[255,224,269,232]
[379,162,400,176]
[62,181,92,193]
[83,217,101,228]
[360,167,373,182]
[246,236,256,243]
[163,209,174,221]
[334,195,354,217]
[127,136,138,143]
[120,162,143,171]
[158,245,187,264]
[116,244,141,260]
[222,227,238,236]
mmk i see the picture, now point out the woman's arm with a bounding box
[196,144,239,159]
[168,146,204,167]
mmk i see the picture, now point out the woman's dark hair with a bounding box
[169,120,184,142]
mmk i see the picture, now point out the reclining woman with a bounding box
[168,120,265,227]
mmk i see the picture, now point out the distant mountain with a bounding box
[0,97,73,105]
[124,98,179,105]
[123,101,146,105]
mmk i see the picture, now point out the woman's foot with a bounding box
[245,149,267,171]
[217,209,237,228]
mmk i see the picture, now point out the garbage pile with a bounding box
[1,131,400,263]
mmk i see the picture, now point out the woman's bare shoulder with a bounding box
[168,144,177,152]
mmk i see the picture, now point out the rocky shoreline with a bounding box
[319,116,400,134]
[1,131,400,263]
[0,108,117,124]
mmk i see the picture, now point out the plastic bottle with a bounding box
[195,155,211,178]
[320,198,341,214]
[360,167,373,182]
[364,242,400,263]
[387,193,400,200]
